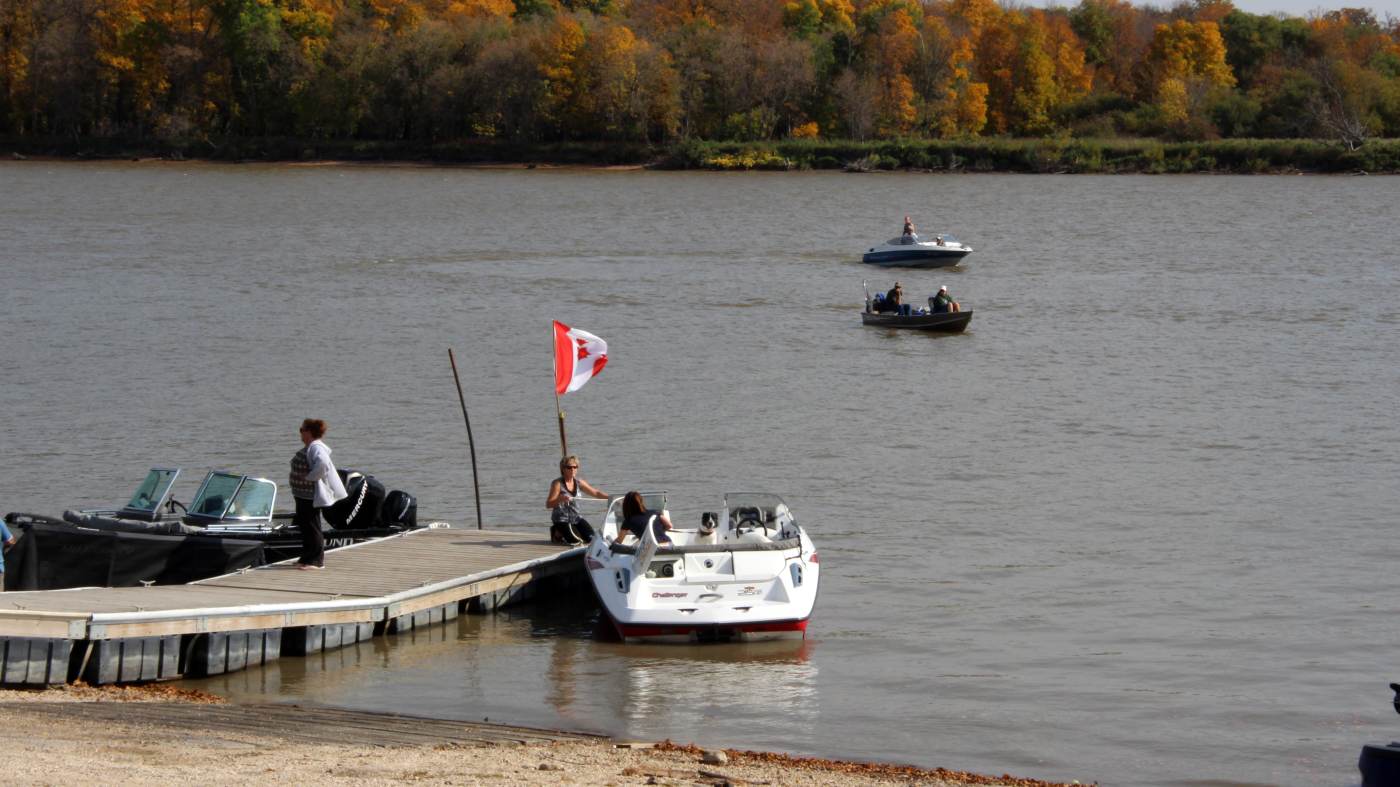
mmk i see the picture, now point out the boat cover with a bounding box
[3,515,266,591]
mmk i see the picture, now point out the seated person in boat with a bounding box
[902,215,916,242]
[618,490,673,544]
[886,282,912,316]
[929,285,960,313]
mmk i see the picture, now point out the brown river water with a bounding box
[2,161,1398,786]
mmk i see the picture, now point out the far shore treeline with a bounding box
[4,0,1400,172]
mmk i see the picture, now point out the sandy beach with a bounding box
[0,685,1078,786]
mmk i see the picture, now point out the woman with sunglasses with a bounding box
[546,455,607,544]
[289,418,348,570]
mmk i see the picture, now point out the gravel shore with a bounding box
[0,685,1081,786]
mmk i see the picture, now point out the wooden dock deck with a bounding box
[0,528,581,687]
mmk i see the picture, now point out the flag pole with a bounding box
[552,322,568,459]
[555,390,568,459]
[448,348,484,531]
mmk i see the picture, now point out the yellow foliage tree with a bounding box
[935,35,987,137]
[533,14,586,131]
[369,0,426,32]
[877,72,916,135]
[1146,19,1235,93]
[1144,19,1234,126]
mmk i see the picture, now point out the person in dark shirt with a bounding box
[929,285,961,313]
[617,490,673,544]
[886,282,911,316]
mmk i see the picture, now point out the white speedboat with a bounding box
[862,233,972,267]
[584,492,819,643]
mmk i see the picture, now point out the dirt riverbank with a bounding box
[0,685,1083,786]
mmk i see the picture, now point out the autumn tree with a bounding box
[1143,18,1235,127]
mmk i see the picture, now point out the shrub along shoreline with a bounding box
[7,136,1398,174]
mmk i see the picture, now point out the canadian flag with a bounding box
[553,320,609,395]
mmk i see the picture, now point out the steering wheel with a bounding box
[166,498,187,514]
[735,517,765,533]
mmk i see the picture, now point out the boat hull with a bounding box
[2,514,416,590]
[862,248,971,267]
[606,615,810,644]
[861,310,972,332]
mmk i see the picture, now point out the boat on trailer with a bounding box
[584,492,819,643]
[4,466,428,590]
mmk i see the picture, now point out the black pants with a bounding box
[294,496,324,567]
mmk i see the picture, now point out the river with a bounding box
[2,161,1398,786]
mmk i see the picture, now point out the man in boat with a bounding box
[886,282,911,316]
[902,215,916,241]
[930,285,960,313]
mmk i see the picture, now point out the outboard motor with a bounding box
[381,490,418,529]
[1359,683,1400,786]
[323,470,386,530]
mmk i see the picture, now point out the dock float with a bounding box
[0,528,580,687]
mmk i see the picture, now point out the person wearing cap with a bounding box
[930,285,960,313]
[886,282,911,316]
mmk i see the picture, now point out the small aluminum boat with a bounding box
[862,233,972,267]
[862,310,972,331]
[584,492,820,643]
[863,280,972,332]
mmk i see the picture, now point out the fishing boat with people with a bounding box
[3,466,427,591]
[863,281,972,332]
[583,491,819,644]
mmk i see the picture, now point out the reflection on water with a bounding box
[611,640,819,741]
[184,589,818,751]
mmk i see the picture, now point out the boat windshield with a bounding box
[888,235,920,245]
[120,468,180,518]
[724,493,794,530]
[187,472,277,522]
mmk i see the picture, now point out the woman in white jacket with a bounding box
[289,418,348,570]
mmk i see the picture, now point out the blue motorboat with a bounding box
[862,233,972,267]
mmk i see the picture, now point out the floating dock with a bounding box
[0,528,580,686]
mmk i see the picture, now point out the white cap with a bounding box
[938,285,948,292]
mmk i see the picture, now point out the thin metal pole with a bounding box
[448,348,483,531]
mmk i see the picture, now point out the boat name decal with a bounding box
[737,586,760,596]
[652,592,688,599]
